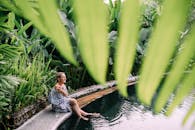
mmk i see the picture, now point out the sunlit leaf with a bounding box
[137,0,191,105]
[155,24,195,112]
[14,0,49,36]
[165,66,195,116]
[73,0,108,83]
[0,0,21,15]
[6,12,15,29]
[183,101,195,125]
[114,0,140,96]
[37,0,77,65]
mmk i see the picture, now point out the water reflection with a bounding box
[58,90,195,130]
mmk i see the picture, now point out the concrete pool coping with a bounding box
[16,76,138,130]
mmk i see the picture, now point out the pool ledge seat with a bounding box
[16,105,72,130]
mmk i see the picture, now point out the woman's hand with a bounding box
[55,85,68,97]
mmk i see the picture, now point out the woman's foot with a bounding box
[80,115,89,121]
[87,113,100,117]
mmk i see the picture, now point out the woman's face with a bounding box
[59,73,66,83]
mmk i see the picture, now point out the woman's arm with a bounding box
[55,85,68,97]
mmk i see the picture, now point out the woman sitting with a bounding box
[48,72,99,120]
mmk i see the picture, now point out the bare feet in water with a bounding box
[80,115,89,121]
[87,113,101,117]
[80,113,100,121]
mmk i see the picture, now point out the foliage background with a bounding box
[0,0,194,129]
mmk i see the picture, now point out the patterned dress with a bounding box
[48,85,72,113]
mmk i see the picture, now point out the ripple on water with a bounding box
[89,94,195,130]
[59,92,195,130]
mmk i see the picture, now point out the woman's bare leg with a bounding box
[69,98,89,120]
[80,109,89,116]
[80,109,100,117]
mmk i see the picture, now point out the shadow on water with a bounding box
[58,86,195,130]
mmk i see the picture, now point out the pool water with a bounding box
[58,88,195,130]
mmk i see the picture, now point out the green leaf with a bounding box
[0,102,9,107]
[18,21,33,35]
[114,0,140,96]
[73,0,109,83]
[8,0,77,65]
[0,44,20,59]
[109,0,114,8]
[137,0,191,105]
[155,24,195,112]
[6,12,15,30]
[165,66,195,116]
[37,0,77,65]
[14,0,49,36]
[183,101,195,125]
[0,0,22,15]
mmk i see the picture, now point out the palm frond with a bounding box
[166,65,195,116]
[0,75,23,113]
[73,0,109,83]
[183,101,195,125]
[114,0,140,96]
[155,24,195,113]
[0,75,23,89]
[0,44,20,60]
[137,0,191,105]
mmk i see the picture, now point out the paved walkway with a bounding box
[16,76,138,130]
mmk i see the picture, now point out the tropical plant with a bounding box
[107,0,121,31]
[0,0,194,127]
[11,52,56,111]
[0,43,22,129]
[0,8,55,110]
[0,7,56,129]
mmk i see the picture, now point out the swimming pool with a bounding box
[58,88,195,130]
